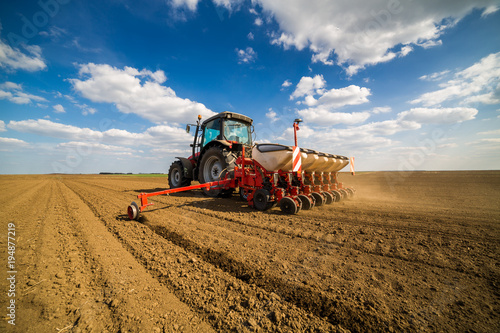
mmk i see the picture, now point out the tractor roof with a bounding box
[202,111,253,126]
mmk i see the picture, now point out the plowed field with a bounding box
[1,171,499,332]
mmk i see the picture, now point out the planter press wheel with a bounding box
[311,192,324,207]
[323,191,334,205]
[127,201,140,221]
[280,196,298,215]
[331,190,342,202]
[346,188,356,198]
[253,189,274,211]
[298,194,313,210]
[339,189,349,200]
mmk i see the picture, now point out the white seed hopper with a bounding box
[252,144,294,172]
[252,144,350,173]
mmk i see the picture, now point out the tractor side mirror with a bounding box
[186,124,190,133]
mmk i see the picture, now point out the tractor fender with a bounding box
[175,157,193,179]
[194,140,236,181]
[211,139,232,147]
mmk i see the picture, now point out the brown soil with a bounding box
[1,171,499,332]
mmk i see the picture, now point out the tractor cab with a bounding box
[171,112,253,195]
[190,111,253,157]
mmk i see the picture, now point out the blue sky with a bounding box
[0,0,499,174]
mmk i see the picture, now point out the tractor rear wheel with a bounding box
[198,146,236,197]
[168,161,191,188]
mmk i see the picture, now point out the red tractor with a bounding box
[168,111,253,197]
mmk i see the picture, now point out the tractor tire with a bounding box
[168,160,191,188]
[198,146,236,197]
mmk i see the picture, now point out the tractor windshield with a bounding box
[223,119,252,145]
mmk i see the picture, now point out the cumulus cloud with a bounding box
[69,63,214,124]
[170,0,200,11]
[281,80,292,88]
[412,52,500,106]
[297,109,370,126]
[53,104,66,113]
[0,137,30,150]
[168,1,497,73]
[419,70,450,81]
[291,76,371,125]
[266,108,278,122]
[397,107,478,124]
[8,119,103,141]
[300,85,371,108]
[0,82,47,104]
[236,47,257,64]
[0,23,46,72]
[0,120,6,132]
[290,75,326,100]
[56,141,138,156]
[7,119,194,148]
[251,0,498,74]
[371,106,391,114]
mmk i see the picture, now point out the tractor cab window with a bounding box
[201,118,221,147]
[223,119,251,145]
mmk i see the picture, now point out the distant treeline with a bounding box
[99,172,165,175]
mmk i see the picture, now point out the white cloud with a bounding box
[254,17,263,26]
[0,23,46,72]
[481,5,499,17]
[82,107,97,116]
[236,47,257,64]
[53,104,66,113]
[292,76,371,125]
[171,0,200,11]
[56,141,138,156]
[290,75,325,100]
[266,108,278,122]
[252,0,498,74]
[412,52,500,106]
[397,107,478,124]
[419,70,450,81]
[247,32,254,40]
[69,63,214,124]
[0,120,5,132]
[478,129,500,135]
[281,80,292,88]
[213,0,244,11]
[7,119,194,149]
[8,119,103,141]
[297,109,370,126]
[301,85,371,108]
[371,106,391,114]
[0,82,47,104]
[0,137,30,150]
